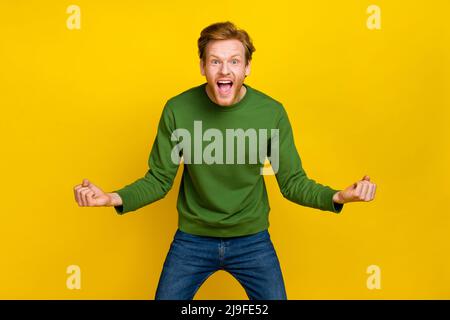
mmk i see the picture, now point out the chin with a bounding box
[214,87,241,106]
[214,95,237,106]
[206,81,242,106]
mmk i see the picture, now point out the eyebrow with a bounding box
[209,54,242,59]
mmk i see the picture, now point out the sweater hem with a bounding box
[178,209,270,238]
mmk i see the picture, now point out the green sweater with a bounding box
[113,83,343,237]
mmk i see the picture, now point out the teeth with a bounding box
[218,80,232,84]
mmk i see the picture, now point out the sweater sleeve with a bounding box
[112,101,181,215]
[272,106,343,213]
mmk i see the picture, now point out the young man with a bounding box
[73,21,376,300]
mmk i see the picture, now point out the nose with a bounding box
[220,62,230,75]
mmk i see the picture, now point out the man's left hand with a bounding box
[333,175,377,204]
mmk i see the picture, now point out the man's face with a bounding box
[200,39,251,106]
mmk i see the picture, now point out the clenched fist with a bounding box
[73,178,113,207]
[333,175,377,204]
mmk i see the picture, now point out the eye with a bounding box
[211,59,220,65]
[231,59,239,65]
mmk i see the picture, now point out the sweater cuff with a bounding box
[322,188,344,214]
[112,188,137,215]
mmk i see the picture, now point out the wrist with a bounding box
[107,192,123,207]
[333,191,345,204]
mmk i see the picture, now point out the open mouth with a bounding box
[216,80,233,95]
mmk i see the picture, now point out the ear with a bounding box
[245,60,251,77]
[200,60,205,76]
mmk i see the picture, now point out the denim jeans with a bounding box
[154,228,287,300]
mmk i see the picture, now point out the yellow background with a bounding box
[1,0,449,299]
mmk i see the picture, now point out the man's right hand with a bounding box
[73,178,122,207]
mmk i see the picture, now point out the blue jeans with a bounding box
[154,228,287,300]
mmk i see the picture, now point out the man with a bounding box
[73,21,376,300]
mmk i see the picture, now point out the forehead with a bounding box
[205,39,245,58]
